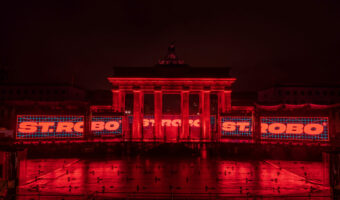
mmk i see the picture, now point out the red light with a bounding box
[261,117,328,141]
[92,121,104,131]
[104,121,120,131]
[38,122,55,132]
[261,123,324,135]
[142,118,200,127]
[17,115,84,139]
[285,124,304,134]
[17,122,38,133]
[221,116,252,137]
[56,122,76,133]
[90,116,122,137]
[267,123,286,134]
[304,124,324,135]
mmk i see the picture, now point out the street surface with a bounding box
[16,157,331,199]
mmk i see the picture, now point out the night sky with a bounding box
[1,0,339,91]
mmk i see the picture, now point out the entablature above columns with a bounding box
[108,78,236,92]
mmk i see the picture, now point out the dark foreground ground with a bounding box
[13,143,332,199]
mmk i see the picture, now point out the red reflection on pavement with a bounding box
[17,158,331,199]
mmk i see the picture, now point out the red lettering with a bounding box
[286,124,303,134]
[149,119,155,126]
[74,122,84,132]
[193,119,200,127]
[237,122,249,132]
[261,123,268,133]
[91,121,104,131]
[38,122,55,132]
[222,122,236,131]
[304,124,324,135]
[142,119,202,127]
[268,123,286,134]
[56,122,74,132]
[162,119,171,127]
[18,122,38,133]
[143,119,149,127]
[105,121,120,131]
[262,122,325,135]
[172,119,181,127]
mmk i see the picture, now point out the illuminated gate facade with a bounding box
[108,44,235,142]
[109,78,235,142]
[14,45,331,143]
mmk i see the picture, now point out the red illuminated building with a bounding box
[13,44,334,143]
[106,44,235,142]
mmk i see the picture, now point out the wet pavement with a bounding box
[15,156,331,199]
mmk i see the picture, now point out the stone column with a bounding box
[219,90,232,113]
[217,91,223,141]
[225,90,232,112]
[181,90,189,141]
[133,90,144,141]
[154,90,162,141]
[119,90,128,140]
[112,89,120,112]
[200,90,211,141]
[119,90,126,113]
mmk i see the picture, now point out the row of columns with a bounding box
[112,89,232,141]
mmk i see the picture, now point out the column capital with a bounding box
[132,90,144,141]
[154,90,163,141]
[112,88,128,93]
[181,90,190,141]
[182,86,190,90]
[199,91,211,140]
[154,86,162,91]
[133,89,144,93]
[132,85,141,90]
[203,86,211,91]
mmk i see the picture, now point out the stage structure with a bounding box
[108,44,235,142]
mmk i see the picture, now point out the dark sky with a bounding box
[1,0,340,91]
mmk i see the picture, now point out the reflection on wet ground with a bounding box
[17,157,331,199]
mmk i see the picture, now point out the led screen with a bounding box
[188,115,201,139]
[142,115,199,140]
[140,116,215,128]
[140,115,216,139]
[261,117,329,141]
[91,116,122,137]
[142,115,156,139]
[221,116,252,137]
[210,115,217,132]
[16,115,84,139]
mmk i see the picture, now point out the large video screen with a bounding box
[142,115,201,139]
[261,117,329,141]
[16,115,84,139]
[221,116,252,137]
[91,116,122,137]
